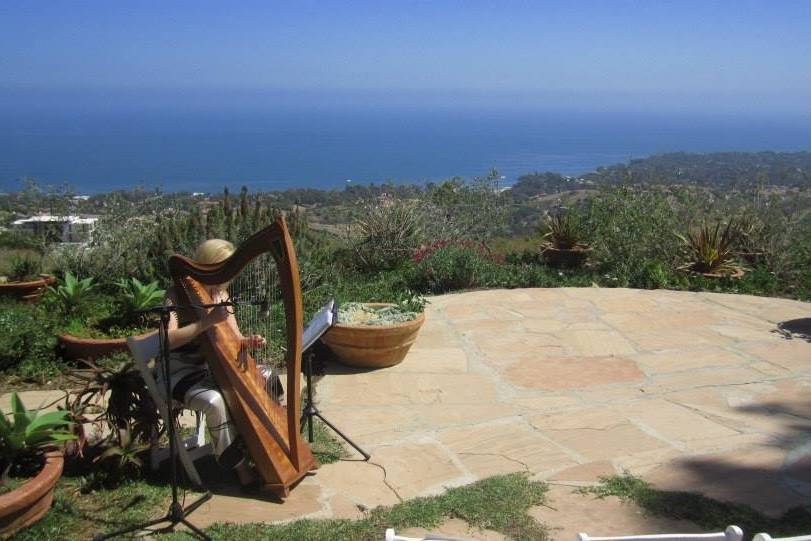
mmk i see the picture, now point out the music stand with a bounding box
[93,302,227,541]
[299,301,370,460]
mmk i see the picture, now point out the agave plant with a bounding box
[540,211,584,250]
[115,277,165,326]
[8,254,41,282]
[0,392,76,477]
[675,220,742,275]
[47,271,96,315]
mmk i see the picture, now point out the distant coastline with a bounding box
[1,109,810,194]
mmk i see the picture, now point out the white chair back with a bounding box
[754,534,811,541]
[577,525,744,541]
[127,331,208,487]
[384,527,468,541]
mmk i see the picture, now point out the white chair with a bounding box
[384,528,467,541]
[127,332,212,488]
[577,525,744,541]
[754,534,811,541]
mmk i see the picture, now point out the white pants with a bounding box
[181,379,242,468]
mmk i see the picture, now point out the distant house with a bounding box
[11,214,98,243]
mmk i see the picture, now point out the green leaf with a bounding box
[10,393,33,431]
[26,411,72,434]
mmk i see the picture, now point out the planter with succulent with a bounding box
[676,221,745,278]
[322,296,427,369]
[540,211,591,268]
[0,392,76,536]
[0,254,55,303]
[54,274,164,362]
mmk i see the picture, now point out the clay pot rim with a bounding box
[541,243,592,253]
[0,450,63,516]
[0,275,56,289]
[331,303,426,330]
[57,333,128,346]
[677,264,745,279]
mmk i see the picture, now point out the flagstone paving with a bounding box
[5,287,811,538]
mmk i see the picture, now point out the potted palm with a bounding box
[0,393,76,536]
[540,211,591,268]
[0,254,56,303]
[676,221,744,278]
[56,275,164,362]
[322,297,426,369]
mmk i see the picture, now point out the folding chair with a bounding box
[753,534,811,541]
[577,525,744,541]
[384,528,468,541]
[127,332,212,488]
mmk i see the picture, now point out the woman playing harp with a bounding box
[160,238,267,489]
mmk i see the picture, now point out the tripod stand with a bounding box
[300,349,370,460]
[94,303,224,541]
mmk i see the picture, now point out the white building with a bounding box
[11,215,98,243]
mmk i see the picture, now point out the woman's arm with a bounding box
[164,288,229,350]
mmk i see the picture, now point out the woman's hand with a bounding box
[204,306,230,328]
[241,334,267,349]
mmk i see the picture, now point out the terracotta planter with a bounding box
[541,244,591,268]
[0,275,56,303]
[322,304,425,369]
[0,450,64,537]
[58,333,129,362]
[678,264,745,280]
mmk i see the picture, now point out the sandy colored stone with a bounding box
[410,402,517,428]
[739,340,811,372]
[315,460,401,508]
[521,318,568,333]
[0,389,66,414]
[565,330,638,357]
[319,406,422,445]
[632,347,747,375]
[328,494,365,520]
[504,356,645,390]
[548,461,617,483]
[531,485,703,541]
[439,419,577,477]
[529,409,671,461]
[326,373,497,406]
[625,329,736,351]
[641,367,766,394]
[192,482,324,528]
[514,394,582,412]
[388,347,468,373]
[371,439,467,499]
[644,445,805,515]
[620,399,740,445]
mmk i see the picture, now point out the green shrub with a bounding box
[349,199,424,272]
[46,272,97,316]
[409,246,495,294]
[0,302,60,379]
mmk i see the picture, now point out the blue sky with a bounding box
[1,0,810,113]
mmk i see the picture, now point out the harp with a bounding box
[168,217,318,497]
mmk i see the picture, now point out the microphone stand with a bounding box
[94,301,232,541]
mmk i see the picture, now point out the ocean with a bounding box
[1,108,809,194]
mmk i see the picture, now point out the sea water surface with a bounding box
[1,108,809,194]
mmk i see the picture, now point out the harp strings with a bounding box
[231,253,287,425]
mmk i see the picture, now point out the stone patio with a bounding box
[4,287,811,538]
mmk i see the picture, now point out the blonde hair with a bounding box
[194,239,235,265]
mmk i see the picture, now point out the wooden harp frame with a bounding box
[168,217,318,497]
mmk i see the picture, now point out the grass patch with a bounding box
[308,418,351,465]
[583,474,811,537]
[13,477,169,540]
[162,473,548,541]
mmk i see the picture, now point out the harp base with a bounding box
[263,455,319,499]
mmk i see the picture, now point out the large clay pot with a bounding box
[322,303,425,369]
[0,275,56,303]
[541,244,591,268]
[0,450,64,537]
[58,334,129,362]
